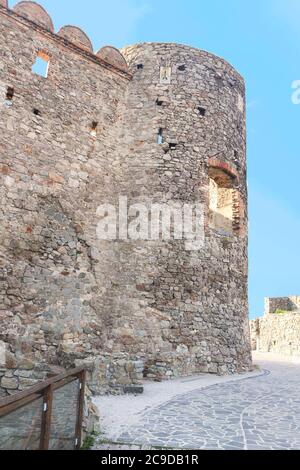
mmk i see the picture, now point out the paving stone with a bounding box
[95,358,300,450]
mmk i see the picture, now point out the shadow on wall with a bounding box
[209,210,234,235]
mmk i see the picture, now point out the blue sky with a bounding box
[10,1,300,318]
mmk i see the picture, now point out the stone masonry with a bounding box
[250,296,300,357]
[0,2,251,396]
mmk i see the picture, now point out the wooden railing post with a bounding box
[75,370,86,449]
[40,384,54,450]
[0,366,86,451]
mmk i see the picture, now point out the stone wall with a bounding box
[0,364,48,397]
[249,318,260,351]
[0,2,130,395]
[264,296,300,315]
[250,297,300,357]
[0,2,252,394]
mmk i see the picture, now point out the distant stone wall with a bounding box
[264,296,300,315]
[250,313,300,357]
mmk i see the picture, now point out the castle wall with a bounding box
[250,313,300,357]
[264,296,300,315]
[0,4,131,395]
[250,296,300,357]
[0,3,251,395]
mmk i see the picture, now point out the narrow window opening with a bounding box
[160,66,171,84]
[198,106,206,117]
[157,128,164,144]
[6,87,14,101]
[32,52,50,78]
[209,167,238,235]
[156,98,163,106]
[178,65,186,71]
[4,87,14,107]
[90,121,98,137]
[169,143,177,150]
[234,150,238,159]
[137,64,144,70]
[33,108,41,116]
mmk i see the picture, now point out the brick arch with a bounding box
[96,46,128,72]
[58,26,93,52]
[13,1,54,32]
[0,1,8,8]
[208,157,239,182]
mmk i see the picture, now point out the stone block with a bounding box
[123,385,144,395]
[1,376,19,390]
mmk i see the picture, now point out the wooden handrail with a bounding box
[0,366,86,450]
[0,366,85,409]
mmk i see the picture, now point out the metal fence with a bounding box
[0,366,86,450]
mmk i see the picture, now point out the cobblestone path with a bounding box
[96,356,300,450]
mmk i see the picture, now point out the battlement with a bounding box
[0,1,130,77]
[264,296,300,315]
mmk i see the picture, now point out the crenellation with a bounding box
[58,26,93,53]
[264,296,300,315]
[97,46,129,73]
[0,2,130,78]
[13,1,54,32]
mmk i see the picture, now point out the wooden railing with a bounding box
[0,366,86,450]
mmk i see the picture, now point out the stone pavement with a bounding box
[94,353,300,450]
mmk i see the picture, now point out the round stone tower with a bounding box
[98,43,252,379]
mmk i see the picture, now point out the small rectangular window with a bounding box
[4,87,14,107]
[160,66,171,85]
[90,121,98,137]
[157,128,164,144]
[32,52,50,78]
[198,107,206,117]
[6,87,14,101]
